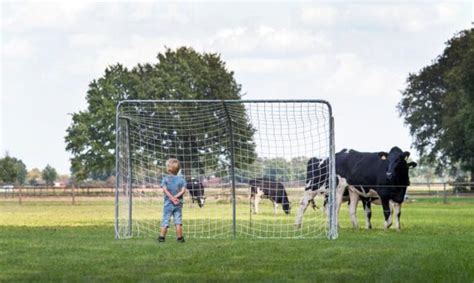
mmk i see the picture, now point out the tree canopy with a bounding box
[0,153,27,185]
[27,168,42,185]
[398,29,474,182]
[42,165,58,187]
[65,47,254,181]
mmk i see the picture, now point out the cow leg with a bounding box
[348,187,359,228]
[335,178,347,225]
[273,202,278,215]
[323,176,346,225]
[393,202,402,231]
[382,198,392,230]
[250,195,255,214]
[252,188,263,214]
[294,189,317,228]
[363,200,372,229]
[250,192,258,214]
[254,194,259,214]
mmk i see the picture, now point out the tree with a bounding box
[42,165,58,187]
[398,29,474,187]
[16,160,27,185]
[412,158,438,190]
[58,174,70,182]
[65,47,255,181]
[290,156,308,182]
[28,168,42,185]
[0,153,27,185]
[260,157,292,182]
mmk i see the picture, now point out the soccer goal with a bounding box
[115,100,337,239]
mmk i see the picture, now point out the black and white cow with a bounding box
[341,147,417,230]
[294,155,347,228]
[249,178,291,215]
[186,178,206,208]
[295,147,417,230]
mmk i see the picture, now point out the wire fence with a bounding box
[0,186,113,205]
[407,182,474,203]
[1,182,473,205]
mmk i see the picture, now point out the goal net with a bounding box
[115,100,337,239]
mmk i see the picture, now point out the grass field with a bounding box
[1,198,473,282]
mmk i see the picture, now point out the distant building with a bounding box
[54,181,67,188]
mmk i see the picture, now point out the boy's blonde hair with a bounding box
[166,158,180,175]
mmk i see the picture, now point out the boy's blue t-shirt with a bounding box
[161,175,186,204]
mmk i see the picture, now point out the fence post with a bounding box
[18,186,22,205]
[443,182,447,204]
[72,184,76,205]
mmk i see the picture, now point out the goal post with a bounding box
[115,100,337,239]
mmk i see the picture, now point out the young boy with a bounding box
[158,158,187,243]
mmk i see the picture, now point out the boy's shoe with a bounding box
[177,237,185,243]
[158,236,165,243]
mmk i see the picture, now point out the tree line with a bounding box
[0,153,59,187]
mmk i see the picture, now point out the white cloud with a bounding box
[162,3,190,25]
[376,3,467,32]
[232,51,403,99]
[436,3,464,23]
[228,54,331,75]
[1,38,34,59]
[130,2,156,21]
[209,25,331,56]
[322,53,404,98]
[66,24,332,76]
[2,2,91,32]
[299,3,469,32]
[69,33,107,48]
[300,4,338,26]
[217,27,247,38]
[65,34,205,77]
[95,35,201,69]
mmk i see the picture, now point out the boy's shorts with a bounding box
[161,202,182,228]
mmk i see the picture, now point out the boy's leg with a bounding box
[159,203,172,242]
[176,224,183,238]
[173,206,185,242]
[176,224,184,243]
[159,227,168,238]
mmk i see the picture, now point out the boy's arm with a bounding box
[174,186,187,199]
[162,187,177,201]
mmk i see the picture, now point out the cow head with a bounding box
[282,198,291,215]
[186,178,206,208]
[195,192,206,208]
[383,147,417,184]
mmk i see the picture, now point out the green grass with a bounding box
[1,199,473,282]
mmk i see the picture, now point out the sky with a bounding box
[1,1,473,174]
